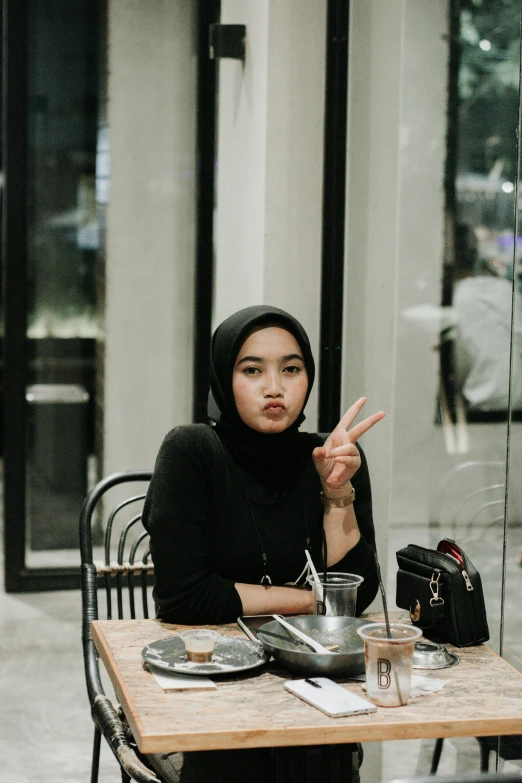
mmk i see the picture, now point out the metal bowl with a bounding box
[412,641,459,669]
[257,615,371,677]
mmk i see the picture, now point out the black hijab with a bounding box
[208,305,317,494]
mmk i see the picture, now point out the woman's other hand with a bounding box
[312,397,385,494]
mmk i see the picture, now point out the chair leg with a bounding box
[430,738,444,774]
[479,742,491,773]
[91,726,101,783]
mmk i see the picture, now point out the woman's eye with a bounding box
[243,366,260,375]
[284,365,302,374]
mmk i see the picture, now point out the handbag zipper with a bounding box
[452,546,477,636]
[444,552,473,591]
[407,544,473,590]
[461,569,473,591]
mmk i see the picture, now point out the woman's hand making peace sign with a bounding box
[312,397,385,495]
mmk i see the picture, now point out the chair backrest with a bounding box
[80,470,154,623]
[80,471,161,783]
[387,772,522,783]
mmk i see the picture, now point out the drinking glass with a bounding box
[357,623,422,706]
[306,572,364,616]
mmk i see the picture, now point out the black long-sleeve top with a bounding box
[142,424,379,624]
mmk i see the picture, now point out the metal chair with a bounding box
[431,738,522,777]
[387,772,522,783]
[80,470,161,783]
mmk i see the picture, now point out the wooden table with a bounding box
[92,615,522,756]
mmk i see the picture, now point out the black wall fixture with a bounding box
[318,0,350,432]
[192,0,221,423]
[209,23,246,62]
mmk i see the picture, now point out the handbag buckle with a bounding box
[429,572,444,607]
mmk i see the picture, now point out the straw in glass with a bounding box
[305,549,324,603]
[373,549,391,638]
[373,549,406,704]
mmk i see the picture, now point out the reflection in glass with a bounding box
[504,7,522,674]
[435,1,520,657]
[443,0,520,423]
[380,4,521,770]
[25,0,100,566]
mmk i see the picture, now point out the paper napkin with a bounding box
[150,668,217,692]
[361,674,449,700]
[409,674,449,699]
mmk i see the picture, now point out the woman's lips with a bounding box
[264,402,285,413]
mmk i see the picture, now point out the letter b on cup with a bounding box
[377,658,391,689]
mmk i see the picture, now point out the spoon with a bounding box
[272,615,334,655]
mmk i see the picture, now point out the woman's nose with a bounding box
[264,370,283,396]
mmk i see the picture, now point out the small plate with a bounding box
[142,634,268,676]
[412,641,460,670]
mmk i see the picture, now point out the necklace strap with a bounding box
[235,464,313,588]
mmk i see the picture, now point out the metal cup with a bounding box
[357,623,422,707]
[306,572,364,617]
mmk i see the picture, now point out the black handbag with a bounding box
[395,538,489,647]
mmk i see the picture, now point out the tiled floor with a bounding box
[2,522,522,783]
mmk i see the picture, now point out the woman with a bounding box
[143,305,385,782]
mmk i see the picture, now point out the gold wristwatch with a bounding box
[321,484,355,508]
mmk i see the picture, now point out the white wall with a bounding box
[104,0,197,473]
[214,0,327,429]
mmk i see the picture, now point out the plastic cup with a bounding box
[357,623,422,707]
[306,572,364,617]
[179,630,221,663]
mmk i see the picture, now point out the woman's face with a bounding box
[232,326,308,434]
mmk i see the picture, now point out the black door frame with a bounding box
[193,0,220,424]
[318,0,350,433]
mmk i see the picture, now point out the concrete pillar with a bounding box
[214,0,327,429]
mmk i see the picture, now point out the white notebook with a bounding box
[150,669,217,692]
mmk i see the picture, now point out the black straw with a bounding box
[373,549,405,704]
[374,549,391,638]
[321,529,328,584]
